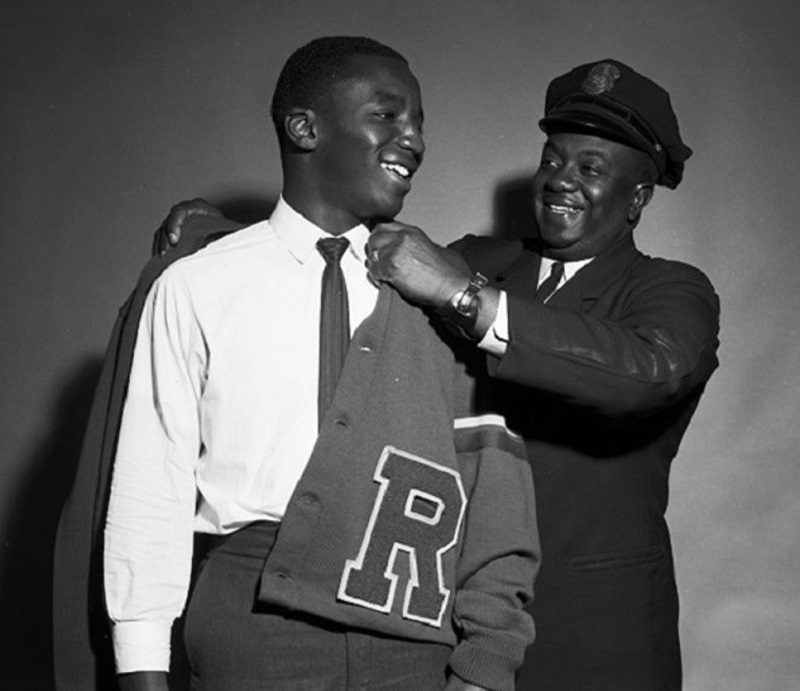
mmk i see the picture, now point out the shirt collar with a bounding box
[270,196,370,265]
[539,254,594,284]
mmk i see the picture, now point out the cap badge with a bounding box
[582,62,621,96]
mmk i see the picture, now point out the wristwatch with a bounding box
[437,271,489,340]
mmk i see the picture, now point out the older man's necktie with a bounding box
[535,261,565,303]
[316,237,350,427]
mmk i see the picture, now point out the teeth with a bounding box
[548,204,580,215]
[381,162,411,179]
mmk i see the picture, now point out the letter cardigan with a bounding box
[53,218,539,691]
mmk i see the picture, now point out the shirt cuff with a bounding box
[111,620,172,674]
[477,289,509,356]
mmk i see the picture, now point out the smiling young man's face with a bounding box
[533,132,650,261]
[308,54,425,233]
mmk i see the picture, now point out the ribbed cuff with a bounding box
[448,636,524,691]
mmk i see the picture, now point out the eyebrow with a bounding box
[373,89,403,103]
[544,141,610,161]
[580,148,611,160]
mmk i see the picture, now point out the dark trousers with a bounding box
[184,522,452,691]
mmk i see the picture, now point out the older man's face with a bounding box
[533,132,647,261]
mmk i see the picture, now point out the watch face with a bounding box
[455,273,488,314]
[454,290,473,315]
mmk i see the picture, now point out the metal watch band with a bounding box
[453,272,489,315]
[436,271,489,341]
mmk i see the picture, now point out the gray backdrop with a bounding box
[2,1,799,689]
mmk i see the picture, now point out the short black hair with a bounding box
[271,36,408,146]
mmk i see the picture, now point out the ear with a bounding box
[284,109,318,151]
[628,183,654,224]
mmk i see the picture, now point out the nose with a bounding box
[397,121,425,159]
[547,162,577,192]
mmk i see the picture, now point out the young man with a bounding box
[53,37,538,691]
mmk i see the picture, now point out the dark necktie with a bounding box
[316,237,350,427]
[535,261,565,303]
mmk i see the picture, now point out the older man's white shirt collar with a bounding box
[538,255,594,288]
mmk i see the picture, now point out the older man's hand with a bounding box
[151,198,222,256]
[366,221,471,308]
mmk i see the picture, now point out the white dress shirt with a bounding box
[478,255,594,356]
[104,198,377,673]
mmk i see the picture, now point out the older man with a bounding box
[367,59,719,690]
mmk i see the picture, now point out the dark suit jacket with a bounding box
[52,217,240,691]
[453,232,720,691]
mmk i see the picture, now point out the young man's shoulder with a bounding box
[161,220,275,282]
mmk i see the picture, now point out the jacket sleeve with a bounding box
[452,235,720,421]
[446,361,539,691]
[53,217,243,690]
[495,260,720,420]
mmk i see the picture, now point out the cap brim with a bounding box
[539,102,654,155]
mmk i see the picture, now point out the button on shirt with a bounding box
[103,198,377,673]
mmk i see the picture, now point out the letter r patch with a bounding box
[337,446,467,627]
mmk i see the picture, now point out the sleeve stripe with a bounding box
[453,414,526,456]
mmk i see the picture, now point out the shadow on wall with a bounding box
[487,172,538,241]
[216,195,277,227]
[0,356,103,691]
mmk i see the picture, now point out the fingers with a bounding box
[365,241,384,284]
[365,235,391,261]
[166,198,220,248]
[365,222,434,286]
[151,198,220,258]
[165,204,190,247]
[365,230,399,278]
[366,222,408,256]
[152,217,176,258]
[190,198,224,219]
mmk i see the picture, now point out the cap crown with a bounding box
[539,59,692,188]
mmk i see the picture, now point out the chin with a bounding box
[540,229,577,249]
[374,199,405,221]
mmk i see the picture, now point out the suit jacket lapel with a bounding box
[482,233,641,311]
[494,238,542,296]
[546,234,640,310]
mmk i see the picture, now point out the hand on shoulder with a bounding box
[151,198,223,257]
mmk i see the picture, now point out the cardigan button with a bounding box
[298,492,318,506]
